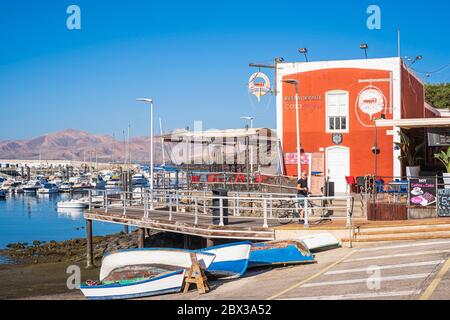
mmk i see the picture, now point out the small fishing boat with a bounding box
[80,249,215,300]
[249,240,315,268]
[80,265,186,300]
[298,233,341,252]
[99,248,216,282]
[57,199,88,209]
[198,242,252,279]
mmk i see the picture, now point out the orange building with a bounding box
[276,57,429,193]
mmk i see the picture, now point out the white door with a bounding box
[326,147,350,194]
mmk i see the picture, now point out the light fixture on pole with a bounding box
[240,116,254,172]
[136,98,154,210]
[409,55,423,67]
[360,43,369,59]
[298,48,309,62]
[282,79,301,178]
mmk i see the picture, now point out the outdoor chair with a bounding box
[345,176,357,193]
[356,176,366,193]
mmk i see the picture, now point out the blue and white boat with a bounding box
[80,248,216,300]
[249,240,315,268]
[198,242,252,279]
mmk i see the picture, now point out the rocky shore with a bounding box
[0,230,204,265]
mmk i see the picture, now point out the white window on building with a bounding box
[326,91,349,133]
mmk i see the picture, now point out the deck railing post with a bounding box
[88,189,92,211]
[346,197,351,227]
[123,192,127,216]
[263,198,268,228]
[269,195,273,218]
[219,198,224,227]
[150,188,154,210]
[303,198,309,228]
[144,192,149,218]
[176,189,179,212]
[169,193,173,221]
[236,196,240,217]
[105,190,108,214]
[194,196,199,225]
[203,190,207,214]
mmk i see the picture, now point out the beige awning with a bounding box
[375,118,450,129]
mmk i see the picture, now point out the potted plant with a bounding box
[434,146,450,188]
[394,131,425,178]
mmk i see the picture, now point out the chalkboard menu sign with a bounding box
[409,178,437,207]
[428,128,450,147]
[438,189,450,217]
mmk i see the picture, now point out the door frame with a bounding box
[325,146,350,193]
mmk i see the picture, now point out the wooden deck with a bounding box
[84,207,276,241]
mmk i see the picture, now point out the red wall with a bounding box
[282,68,394,178]
[401,66,425,118]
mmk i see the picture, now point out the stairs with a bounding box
[328,196,366,218]
[342,221,450,243]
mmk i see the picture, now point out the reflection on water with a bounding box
[0,192,124,250]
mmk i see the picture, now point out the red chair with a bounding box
[190,175,200,183]
[345,176,357,193]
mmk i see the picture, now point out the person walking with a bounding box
[297,172,309,223]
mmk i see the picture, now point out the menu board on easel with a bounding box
[409,178,437,207]
[438,189,450,217]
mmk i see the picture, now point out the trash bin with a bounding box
[212,188,228,225]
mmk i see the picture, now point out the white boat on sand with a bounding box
[297,233,341,252]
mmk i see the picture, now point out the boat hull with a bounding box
[198,242,251,279]
[99,249,215,281]
[298,233,341,252]
[249,240,315,268]
[80,269,185,300]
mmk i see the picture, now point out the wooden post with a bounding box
[86,219,94,269]
[138,228,145,248]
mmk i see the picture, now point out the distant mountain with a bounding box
[0,129,163,163]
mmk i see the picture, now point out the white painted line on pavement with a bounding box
[280,290,422,300]
[357,240,450,253]
[325,260,444,275]
[346,249,450,262]
[301,273,430,288]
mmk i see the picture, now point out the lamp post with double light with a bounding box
[282,79,301,178]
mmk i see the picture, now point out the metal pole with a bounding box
[295,85,301,178]
[346,197,351,227]
[88,189,92,211]
[263,198,268,228]
[105,190,108,214]
[150,101,154,210]
[123,192,127,216]
[86,219,94,269]
[303,198,309,228]
[219,198,224,227]
[194,196,198,225]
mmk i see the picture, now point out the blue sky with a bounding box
[0,0,448,140]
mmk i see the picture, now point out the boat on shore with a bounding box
[80,248,215,300]
[80,266,186,300]
[197,242,252,279]
[249,240,315,268]
[298,233,341,252]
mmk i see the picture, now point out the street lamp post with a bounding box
[240,116,254,172]
[136,98,154,210]
[282,79,301,178]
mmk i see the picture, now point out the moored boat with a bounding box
[197,242,252,279]
[57,199,88,209]
[37,183,60,194]
[249,240,315,268]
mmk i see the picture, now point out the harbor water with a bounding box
[0,192,125,256]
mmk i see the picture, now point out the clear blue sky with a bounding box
[0,0,448,140]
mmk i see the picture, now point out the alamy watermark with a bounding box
[66,265,81,290]
[366,5,381,30]
[67,5,81,30]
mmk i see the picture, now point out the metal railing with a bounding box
[88,189,353,229]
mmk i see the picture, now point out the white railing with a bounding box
[88,189,353,229]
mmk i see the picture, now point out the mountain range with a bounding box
[0,129,163,162]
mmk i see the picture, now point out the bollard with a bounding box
[263,198,268,228]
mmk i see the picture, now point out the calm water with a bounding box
[0,192,125,250]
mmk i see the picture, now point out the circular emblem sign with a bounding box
[332,133,343,145]
[357,87,385,120]
[248,72,271,102]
